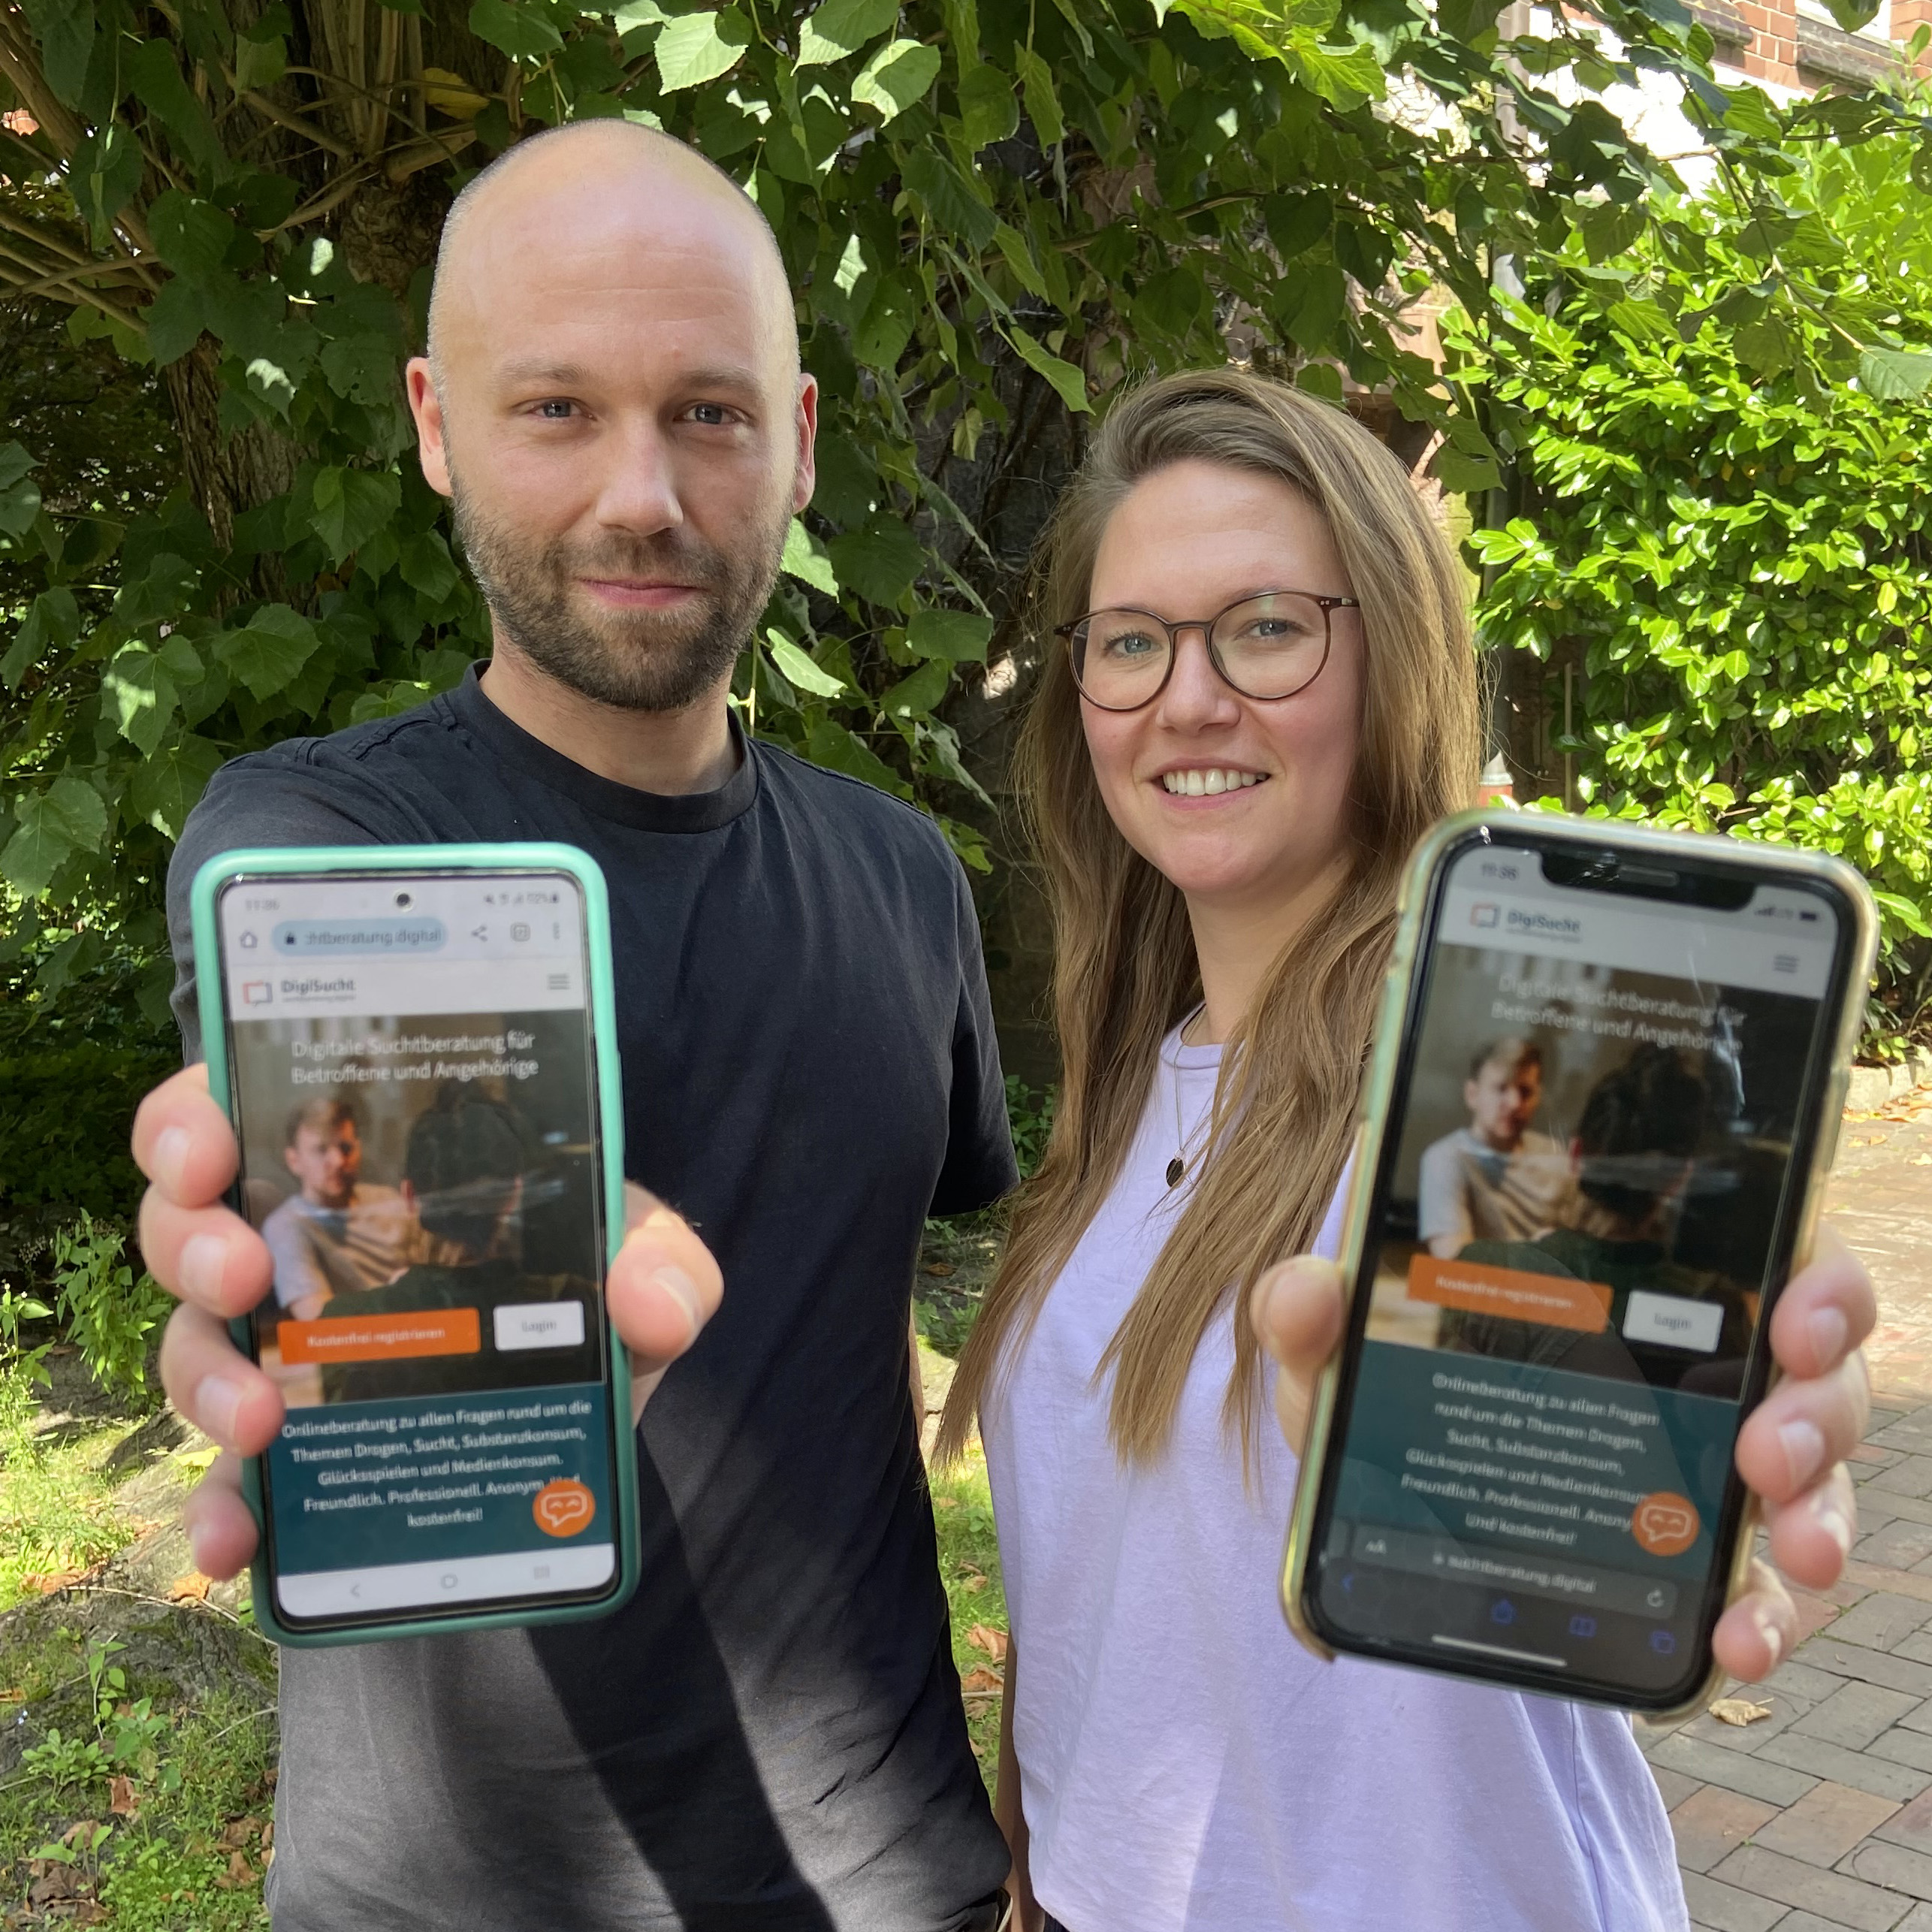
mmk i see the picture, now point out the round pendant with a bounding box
[1165,1156,1185,1188]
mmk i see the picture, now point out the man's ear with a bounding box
[283,1145,302,1177]
[406,358,454,498]
[790,372,819,516]
[400,1179,419,1213]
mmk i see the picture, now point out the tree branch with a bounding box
[0,14,82,156]
[224,74,359,159]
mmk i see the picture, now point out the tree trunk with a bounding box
[160,340,300,603]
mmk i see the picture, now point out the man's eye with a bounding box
[536,400,575,420]
[689,403,735,426]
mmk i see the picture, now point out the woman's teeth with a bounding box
[1161,768,1265,796]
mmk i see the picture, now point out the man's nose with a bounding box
[1152,629,1241,731]
[593,417,684,537]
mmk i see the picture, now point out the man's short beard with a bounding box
[449,466,789,714]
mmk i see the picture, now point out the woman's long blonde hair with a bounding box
[937,367,1482,1468]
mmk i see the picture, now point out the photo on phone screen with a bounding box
[1309,835,1852,1701]
[213,868,620,1629]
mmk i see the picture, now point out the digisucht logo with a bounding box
[1505,908,1582,936]
[281,976,358,998]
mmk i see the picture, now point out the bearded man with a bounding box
[154,121,1016,1930]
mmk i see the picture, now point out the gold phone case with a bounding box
[1280,808,1879,1719]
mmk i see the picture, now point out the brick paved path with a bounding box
[1640,1099,1932,1930]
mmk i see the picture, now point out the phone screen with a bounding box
[1308,835,1849,1701]
[213,868,620,1629]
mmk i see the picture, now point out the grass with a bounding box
[0,1364,142,1610]
[932,1437,1009,1784]
[0,1352,278,1927]
[918,1212,1011,1790]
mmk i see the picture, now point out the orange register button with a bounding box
[279,1307,481,1366]
[1407,1254,1611,1334]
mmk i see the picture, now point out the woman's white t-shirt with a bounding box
[980,1029,1687,1932]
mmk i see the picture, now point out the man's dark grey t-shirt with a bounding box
[168,668,1016,1930]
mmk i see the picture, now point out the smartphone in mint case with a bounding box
[192,844,638,1645]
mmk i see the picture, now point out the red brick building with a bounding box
[1691,0,1927,91]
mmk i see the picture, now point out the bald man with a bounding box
[156,122,1016,1932]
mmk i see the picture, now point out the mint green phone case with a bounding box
[190,843,639,1646]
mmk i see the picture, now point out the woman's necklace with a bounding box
[1167,1003,1208,1189]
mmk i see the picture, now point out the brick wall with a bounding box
[1735,0,1801,85]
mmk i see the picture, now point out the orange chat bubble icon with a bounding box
[533,1478,596,1538]
[1632,1491,1700,1557]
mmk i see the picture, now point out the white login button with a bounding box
[494,1301,586,1352]
[1623,1290,1722,1354]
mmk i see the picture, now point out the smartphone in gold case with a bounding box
[1283,810,1877,1717]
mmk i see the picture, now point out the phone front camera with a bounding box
[394,890,413,909]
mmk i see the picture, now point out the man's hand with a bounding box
[133,1063,723,1581]
[1250,1219,1876,1684]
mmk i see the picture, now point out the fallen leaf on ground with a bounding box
[108,1775,138,1817]
[932,1496,959,1510]
[168,1572,212,1603]
[955,1565,986,1589]
[21,1565,92,1596]
[922,1261,955,1277]
[1912,1155,1932,1167]
[960,1667,1003,1693]
[968,1623,1010,1661]
[215,1849,255,1889]
[1707,1697,1773,1726]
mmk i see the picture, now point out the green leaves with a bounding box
[2,590,80,690]
[0,443,42,538]
[654,8,750,90]
[901,149,995,250]
[215,607,320,701]
[829,518,924,608]
[5,0,1930,1013]
[1012,44,1065,145]
[907,609,992,661]
[18,0,95,109]
[469,0,563,58]
[851,38,940,119]
[767,634,847,696]
[958,67,1019,150]
[1462,120,1932,1025]
[309,468,403,565]
[781,519,839,595]
[68,123,142,249]
[1858,348,1932,400]
[1007,328,1088,413]
[2,777,109,898]
[101,645,182,757]
[127,734,223,839]
[148,193,237,279]
[797,0,901,65]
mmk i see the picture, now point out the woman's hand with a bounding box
[1250,1219,1876,1684]
[133,1063,723,1580]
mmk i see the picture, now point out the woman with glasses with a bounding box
[937,368,1873,1932]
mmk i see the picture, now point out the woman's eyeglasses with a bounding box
[1057,590,1359,712]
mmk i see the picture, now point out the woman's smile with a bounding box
[1156,765,1271,798]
